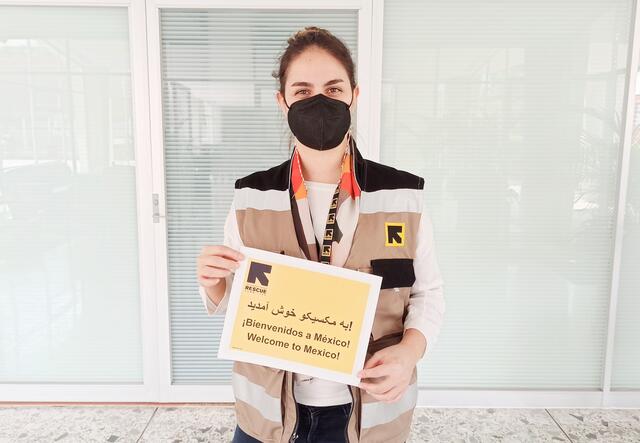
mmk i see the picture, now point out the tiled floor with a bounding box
[0,405,639,442]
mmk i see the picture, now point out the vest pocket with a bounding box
[370,258,415,290]
[356,258,415,340]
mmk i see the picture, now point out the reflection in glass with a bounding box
[611,66,640,389]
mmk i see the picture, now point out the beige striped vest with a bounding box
[230,140,424,443]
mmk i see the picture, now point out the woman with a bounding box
[196,26,445,443]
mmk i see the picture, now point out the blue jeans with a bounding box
[232,402,351,442]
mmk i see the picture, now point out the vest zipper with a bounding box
[289,373,299,442]
[344,385,355,442]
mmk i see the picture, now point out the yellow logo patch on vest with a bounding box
[384,222,405,247]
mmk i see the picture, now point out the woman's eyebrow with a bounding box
[290,79,344,87]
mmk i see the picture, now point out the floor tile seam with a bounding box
[545,408,574,443]
[136,407,158,443]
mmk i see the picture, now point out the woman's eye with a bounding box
[294,88,341,96]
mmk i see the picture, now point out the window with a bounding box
[381,0,633,388]
[159,8,358,384]
[0,6,142,383]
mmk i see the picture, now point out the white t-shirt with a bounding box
[291,180,353,406]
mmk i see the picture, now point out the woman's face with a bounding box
[277,46,359,116]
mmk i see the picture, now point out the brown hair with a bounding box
[272,26,357,153]
[272,26,357,96]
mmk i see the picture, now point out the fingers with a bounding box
[362,383,407,403]
[359,375,395,395]
[201,245,245,261]
[358,355,409,401]
[197,274,221,287]
[358,362,389,379]
[360,351,385,372]
[382,386,406,403]
[198,245,245,275]
[197,245,245,287]
[200,255,241,276]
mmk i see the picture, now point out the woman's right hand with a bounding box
[197,245,245,290]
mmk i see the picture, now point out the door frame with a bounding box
[145,0,376,402]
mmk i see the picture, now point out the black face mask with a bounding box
[284,92,353,151]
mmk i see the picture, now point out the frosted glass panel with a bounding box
[160,9,358,384]
[0,6,142,383]
[381,0,632,388]
[611,69,640,390]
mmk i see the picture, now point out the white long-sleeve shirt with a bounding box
[199,180,445,405]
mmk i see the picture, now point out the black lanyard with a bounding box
[318,179,342,264]
[296,144,349,265]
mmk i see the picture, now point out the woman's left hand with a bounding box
[357,331,425,403]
